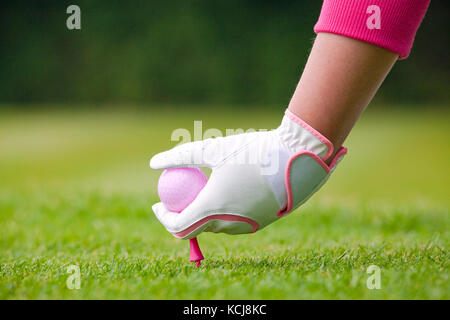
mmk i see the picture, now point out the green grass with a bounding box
[0,106,449,299]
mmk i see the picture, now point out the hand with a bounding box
[150,110,347,239]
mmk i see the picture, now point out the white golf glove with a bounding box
[150,109,347,239]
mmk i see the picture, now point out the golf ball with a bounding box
[157,167,207,212]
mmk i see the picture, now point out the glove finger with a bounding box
[150,139,218,170]
[152,202,210,239]
[152,202,183,233]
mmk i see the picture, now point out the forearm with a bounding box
[288,33,397,158]
[288,0,430,161]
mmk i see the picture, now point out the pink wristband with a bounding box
[314,0,430,59]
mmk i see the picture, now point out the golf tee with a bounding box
[189,237,204,268]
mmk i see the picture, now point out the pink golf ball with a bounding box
[158,168,207,213]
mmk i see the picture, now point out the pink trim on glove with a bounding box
[329,146,348,170]
[276,146,347,217]
[173,214,259,238]
[314,0,430,59]
[285,109,334,162]
[277,150,330,217]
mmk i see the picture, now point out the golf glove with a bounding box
[150,109,347,239]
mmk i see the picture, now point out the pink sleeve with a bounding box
[313,0,430,59]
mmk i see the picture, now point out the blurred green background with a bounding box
[0,1,449,106]
[0,1,449,299]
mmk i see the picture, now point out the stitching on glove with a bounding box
[215,133,261,169]
[172,214,259,238]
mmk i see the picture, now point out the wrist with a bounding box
[277,109,334,162]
